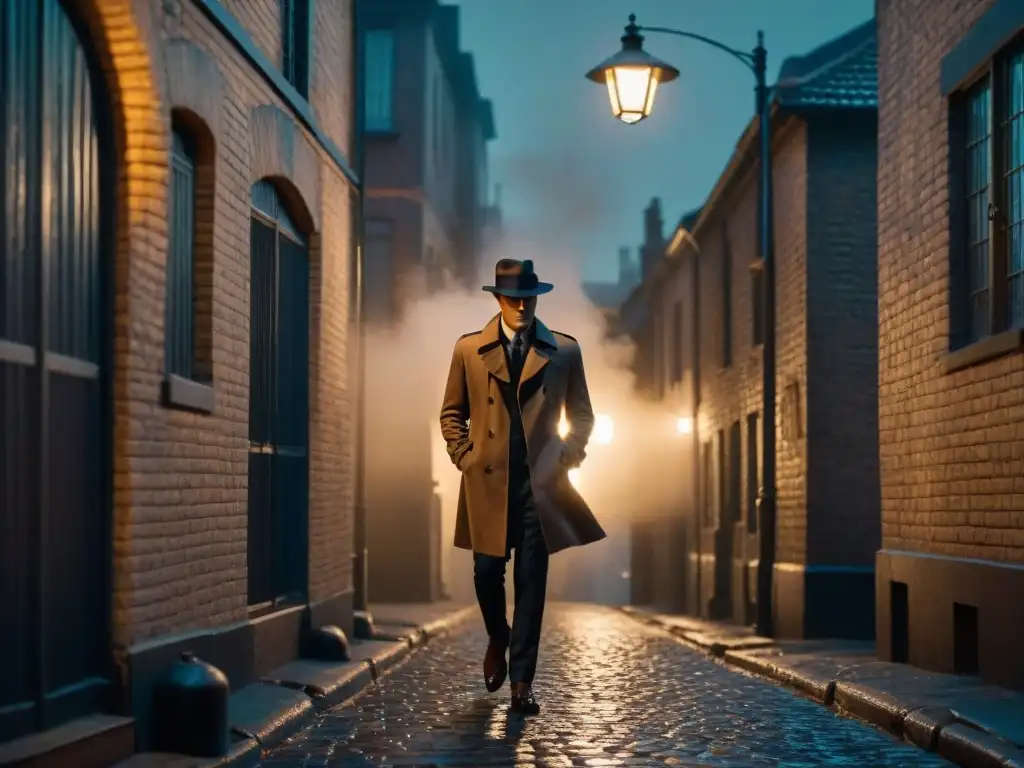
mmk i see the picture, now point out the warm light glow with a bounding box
[568,468,581,489]
[558,412,570,438]
[676,416,693,435]
[593,414,615,445]
[605,65,659,123]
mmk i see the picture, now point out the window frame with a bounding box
[280,0,312,99]
[948,35,1024,366]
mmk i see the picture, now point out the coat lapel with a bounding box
[518,319,558,395]
[476,314,509,383]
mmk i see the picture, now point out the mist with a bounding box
[363,150,691,607]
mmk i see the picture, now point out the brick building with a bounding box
[875,0,1024,690]
[358,0,496,603]
[0,0,358,757]
[622,21,880,639]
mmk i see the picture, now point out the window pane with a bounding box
[1004,51,1024,328]
[364,30,394,132]
[168,130,196,378]
[965,77,992,341]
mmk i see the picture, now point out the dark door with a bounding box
[247,181,310,610]
[0,0,111,739]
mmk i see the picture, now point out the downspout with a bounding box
[351,0,370,621]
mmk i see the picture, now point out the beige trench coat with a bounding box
[439,314,607,557]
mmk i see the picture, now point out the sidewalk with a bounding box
[621,606,1024,768]
[113,602,475,768]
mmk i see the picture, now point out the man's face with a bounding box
[496,293,538,332]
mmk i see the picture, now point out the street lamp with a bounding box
[587,14,778,638]
[584,18,678,124]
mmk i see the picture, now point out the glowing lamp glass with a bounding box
[605,65,660,124]
[676,416,693,435]
[558,413,570,438]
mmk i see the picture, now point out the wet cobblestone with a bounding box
[259,604,950,767]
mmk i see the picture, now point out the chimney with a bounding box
[640,197,665,279]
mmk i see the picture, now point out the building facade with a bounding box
[875,0,1024,690]
[0,0,358,757]
[358,0,496,603]
[623,21,881,640]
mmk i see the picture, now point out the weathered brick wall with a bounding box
[772,120,810,566]
[877,0,1024,563]
[685,120,806,564]
[805,112,880,566]
[96,0,355,646]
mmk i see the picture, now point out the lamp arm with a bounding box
[637,26,757,74]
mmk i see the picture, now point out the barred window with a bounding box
[167,129,196,380]
[953,44,1024,345]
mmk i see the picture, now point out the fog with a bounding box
[364,151,691,606]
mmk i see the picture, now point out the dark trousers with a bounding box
[473,469,549,686]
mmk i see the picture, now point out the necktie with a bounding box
[511,334,526,372]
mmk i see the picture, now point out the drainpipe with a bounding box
[351,0,369,617]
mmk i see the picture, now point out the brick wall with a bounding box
[805,112,880,566]
[876,0,1024,564]
[772,119,810,566]
[88,0,356,646]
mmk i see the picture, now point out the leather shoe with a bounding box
[483,640,507,692]
[510,683,539,715]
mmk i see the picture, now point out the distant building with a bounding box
[874,0,1024,690]
[361,0,496,324]
[359,0,497,604]
[624,21,880,640]
[582,247,641,327]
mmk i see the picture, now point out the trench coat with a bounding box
[439,314,607,558]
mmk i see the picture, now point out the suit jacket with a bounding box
[439,314,607,557]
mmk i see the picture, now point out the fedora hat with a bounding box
[481,259,554,298]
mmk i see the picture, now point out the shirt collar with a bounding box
[500,316,532,344]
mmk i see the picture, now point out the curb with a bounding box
[619,607,1024,768]
[121,606,475,768]
[240,606,476,763]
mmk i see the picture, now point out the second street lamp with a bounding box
[587,14,778,638]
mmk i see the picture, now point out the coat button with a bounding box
[488,396,494,404]
[484,465,494,474]
[488,430,495,438]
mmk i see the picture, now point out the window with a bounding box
[364,219,394,325]
[751,262,764,346]
[280,0,311,98]
[163,113,215,412]
[364,29,395,132]
[167,129,196,381]
[722,230,733,367]
[670,300,683,382]
[953,44,1024,344]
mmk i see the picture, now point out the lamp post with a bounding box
[587,14,777,637]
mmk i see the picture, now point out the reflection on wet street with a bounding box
[259,604,950,767]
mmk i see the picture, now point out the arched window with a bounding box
[165,111,216,411]
[247,179,310,608]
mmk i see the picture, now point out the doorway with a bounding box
[247,180,311,610]
[0,0,113,738]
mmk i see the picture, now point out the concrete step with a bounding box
[0,714,135,768]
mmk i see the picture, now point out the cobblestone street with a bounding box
[258,605,950,767]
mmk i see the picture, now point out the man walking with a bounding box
[440,258,606,715]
